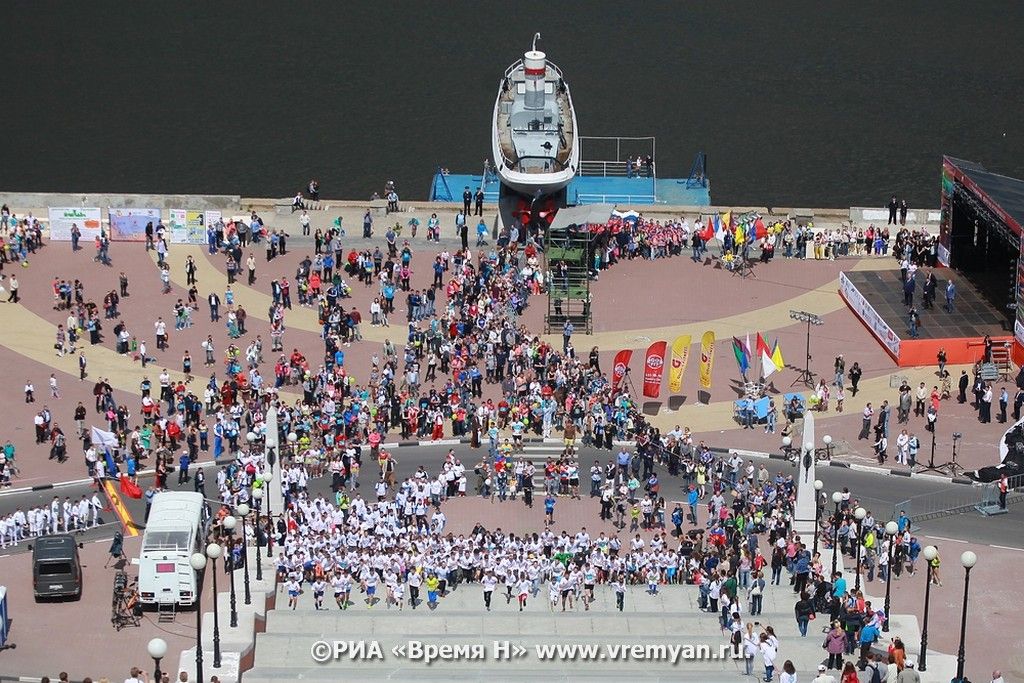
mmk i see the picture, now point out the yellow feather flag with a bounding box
[698,331,715,390]
[668,334,691,393]
[771,339,785,371]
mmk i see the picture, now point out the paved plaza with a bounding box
[0,202,1020,683]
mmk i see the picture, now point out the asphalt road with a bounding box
[1,443,1020,557]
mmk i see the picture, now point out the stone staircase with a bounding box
[175,540,963,683]
[242,581,833,682]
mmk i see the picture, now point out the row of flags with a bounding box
[731,333,785,379]
[611,330,785,398]
[696,211,768,245]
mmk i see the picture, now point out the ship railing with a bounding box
[579,160,630,177]
[574,192,657,205]
[503,58,565,81]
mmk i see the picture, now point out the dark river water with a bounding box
[3,1,1023,208]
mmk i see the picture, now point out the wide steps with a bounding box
[244,667,753,683]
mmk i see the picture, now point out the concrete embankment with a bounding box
[0,190,939,235]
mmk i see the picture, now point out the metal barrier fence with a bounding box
[893,473,1024,524]
[975,472,1024,516]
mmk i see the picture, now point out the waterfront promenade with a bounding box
[0,192,1018,683]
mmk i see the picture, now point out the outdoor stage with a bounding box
[839,267,1011,366]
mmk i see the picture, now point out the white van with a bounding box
[138,491,208,606]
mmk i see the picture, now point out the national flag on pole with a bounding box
[756,333,776,378]
[732,337,750,376]
[771,339,785,371]
[104,448,117,478]
[119,473,143,499]
[754,217,768,239]
[712,214,724,241]
[700,217,714,242]
[721,211,732,235]
[91,426,118,449]
[735,221,745,246]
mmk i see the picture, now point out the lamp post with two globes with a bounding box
[830,491,843,578]
[236,502,252,604]
[222,516,239,628]
[853,507,867,592]
[252,486,264,582]
[882,520,899,631]
[812,480,824,555]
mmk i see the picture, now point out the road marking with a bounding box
[925,535,967,544]
[102,479,140,537]
[990,544,1024,552]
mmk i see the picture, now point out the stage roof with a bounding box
[946,156,1024,231]
[548,204,614,232]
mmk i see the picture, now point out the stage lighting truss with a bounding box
[789,310,824,326]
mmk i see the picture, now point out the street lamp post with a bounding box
[882,520,899,631]
[953,551,978,683]
[189,552,207,683]
[830,492,843,578]
[287,431,298,461]
[853,507,867,592]
[237,502,252,605]
[812,480,824,555]
[223,516,239,628]
[782,436,793,462]
[147,637,167,683]
[919,545,937,672]
[252,487,264,582]
[206,542,224,669]
[262,467,274,553]
[822,434,833,461]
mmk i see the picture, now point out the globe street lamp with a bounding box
[206,542,224,669]
[223,515,239,628]
[822,434,833,460]
[287,431,298,460]
[853,507,867,592]
[782,436,793,462]
[812,480,824,555]
[236,502,252,605]
[147,637,167,683]
[882,520,899,631]
[251,487,264,582]
[919,545,938,672]
[953,551,978,683]
[262,467,274,553]
[189,552,207,683]
[830,491,843,578]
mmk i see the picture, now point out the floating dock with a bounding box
[429,137,710,207]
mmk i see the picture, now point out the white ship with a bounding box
[492,34,579,197]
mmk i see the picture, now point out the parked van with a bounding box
[30,534,83,600]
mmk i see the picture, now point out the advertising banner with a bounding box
[839,271,901,358]
[48,207,101,242]
[698,331,715,390]
[642,341,667,398]
[108,208,161,242]
[611,349,633,393]
[668,335,691,393]
[204,210,223,237]
[169,209,206,244]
